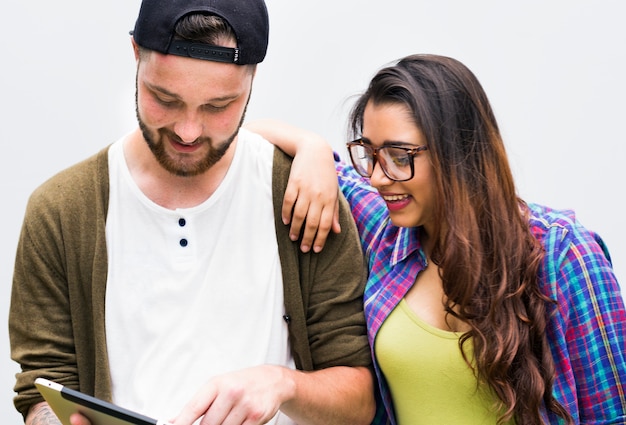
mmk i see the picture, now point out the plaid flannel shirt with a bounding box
[335,155,626,425]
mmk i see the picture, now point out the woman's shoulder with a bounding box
[526,202,577,231]
[524,202,605,252]
[526,201,615,294]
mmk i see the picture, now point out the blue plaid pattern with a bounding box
[335,155,626,425]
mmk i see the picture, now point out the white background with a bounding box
[1,0,624,421]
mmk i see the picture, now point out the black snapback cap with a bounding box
[132,0,269,65]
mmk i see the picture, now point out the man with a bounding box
[9,1,374,424]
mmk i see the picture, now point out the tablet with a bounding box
[35,378,172,425]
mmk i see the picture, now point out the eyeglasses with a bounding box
[346,139,429,182]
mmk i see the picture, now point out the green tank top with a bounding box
[375,299,515,424]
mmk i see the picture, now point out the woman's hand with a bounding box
[283,138,340,253]
[245,119,341,253]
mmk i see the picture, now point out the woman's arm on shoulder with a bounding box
[245,119,340,253]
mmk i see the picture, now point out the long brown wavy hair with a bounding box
[349,54,573,425]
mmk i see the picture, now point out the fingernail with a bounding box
[290,233,298,241]
[301,244,310,253]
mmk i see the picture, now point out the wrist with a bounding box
[276,366,299,409]
[297,132,333,158]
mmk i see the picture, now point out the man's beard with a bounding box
[135,95,249,178]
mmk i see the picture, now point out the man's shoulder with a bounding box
[28,146,110,211]
[271,145,293,175]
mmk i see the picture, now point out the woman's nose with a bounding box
[369,160,393,187]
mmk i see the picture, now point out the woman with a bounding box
[252,54,626,424]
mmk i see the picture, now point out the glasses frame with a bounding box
[346,138,429,182]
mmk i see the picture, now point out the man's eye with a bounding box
[205,103,230,112]
[155,96,178,107]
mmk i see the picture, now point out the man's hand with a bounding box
[172,365,294,425]
[26,402,91,425]
[173,365,374,425]
[69,413,91,425]
[26,403,62,425]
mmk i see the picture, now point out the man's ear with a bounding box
[131,37,141,62]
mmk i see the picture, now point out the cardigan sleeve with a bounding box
[272,147,371,371]
[9,147,111,419]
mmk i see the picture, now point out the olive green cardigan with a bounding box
[10,145,370,419]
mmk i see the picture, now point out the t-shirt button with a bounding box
[178,218,186,227]
[180,238,188,247]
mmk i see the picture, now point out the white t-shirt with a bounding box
[105,129,295,424]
